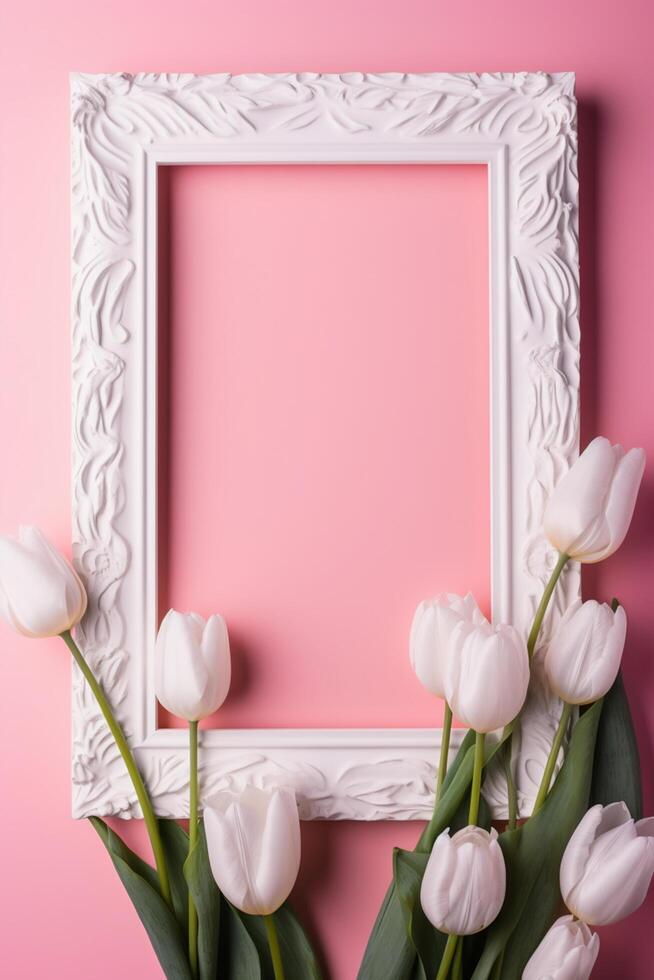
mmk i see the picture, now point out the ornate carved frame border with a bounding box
[71,71,580,820]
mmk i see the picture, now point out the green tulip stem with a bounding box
[189,720,199,978]
[436,933,459,980]
[60,630,172,908]
[452,936,463,979]
[496,551,569,825]
[264,914,285,980]
[532,702,573,815]
[436,703,453,802]
[503,740,518,832]
[468,731,485,825]
[527,552,569,658]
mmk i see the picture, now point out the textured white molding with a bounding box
[71,71,579,820]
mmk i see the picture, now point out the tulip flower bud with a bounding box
[420,826,506,935]
[543,436,645,563]
[204,787,301,915]
[444,620,529,733]
[560,802,654,925]
[522,915,599,980]
[409,592,485,697]
[545,599,627,705]
[0,526,87,637]
[155,609,231,722]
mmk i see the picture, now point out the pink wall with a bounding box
[157,162,489,731]
[1,1,653,977]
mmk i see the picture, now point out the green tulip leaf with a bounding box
[393,849,447,979]
[183,821,221,980]
[235,902,323,980]
[590,670,642,819]
[392,761,492,979]
[355,876,418,980]
[273,903,324,980]
[461,931,487,979]
[417,728,511,854]
[357,736,475,980]
[89,814,160,888]
[496,849,563,979]
[89,816,192,979]
[358,727,504,980]
[416,730,477,853]
[470,697,604,980]
[159,818,191,936]
[218,899,262,980]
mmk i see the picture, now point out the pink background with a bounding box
[1,2,653,977]
[157,162,489,730]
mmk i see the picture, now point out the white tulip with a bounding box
[0,526,87,637]
[409,592,485,697]
[204,787,301,915]
[420,825,506,935]
[522,915,599,980]
[155,609,231,722]
[444,620,529,733]
[560,802,654,925]
[545,599,627,705]
[543,437,645,563]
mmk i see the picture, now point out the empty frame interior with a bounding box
[157,163,489,730]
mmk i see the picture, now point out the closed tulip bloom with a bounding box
[444,620,529,733]
[522,915,599,980]
[204,787,301,915]
[0,526,87,637]
[560,802,654,925]
[421,826,506,935]
[155,609,231,722]
[409,592,485,697]
[545,600,627,705]
[543,437,645,563]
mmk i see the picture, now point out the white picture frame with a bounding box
[71,71,580,820]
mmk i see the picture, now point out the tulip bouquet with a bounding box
[0,534,321,979]
[1,435,652,980]
[358,437,653,980]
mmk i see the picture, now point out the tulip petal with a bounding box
[543,439,645,563]
[446,623,528,733]
[155,610,210,721]
[409,601,445,696]
[204,788,300,917]
[562,941,601,980]
[204,800,259,913]
[585,606,627,701]
[523,915,599,980]
[421,827,505,936]
[560,804,607,902]
[409,593,486,699]
[579,447,646,562]
[186,612,206,643]
[462,592,487,626]
[255,789,301,914]
[0,531,83,637]
[232,786,271,867]
[201,615,231,714]
[546,602,627,705]
[543,438,617,556]
[560,802,654,926]
[22,527,88,626]
[636,816,654,838]
[420,830,457,932]
[569,835,654,925]
[582,816,636,879]
[449,838,489,932]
